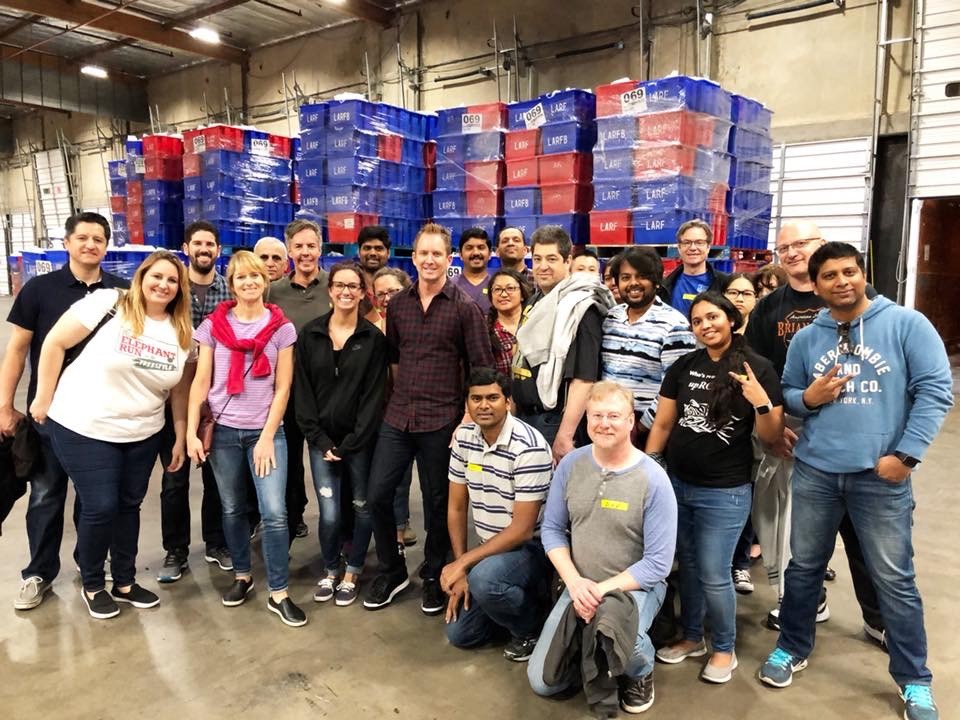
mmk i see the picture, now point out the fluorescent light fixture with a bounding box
[189,27,220,44]
[81,65,108,79]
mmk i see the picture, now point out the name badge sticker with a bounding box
[601,499,629,511]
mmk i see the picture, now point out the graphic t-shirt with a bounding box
[660,346,783,488]
[670,271,711,317]
[48,288,191,442]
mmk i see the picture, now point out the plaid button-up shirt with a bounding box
[385,279,495,432]
[190,272,231,329]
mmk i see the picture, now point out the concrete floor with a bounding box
[1,294,958,720]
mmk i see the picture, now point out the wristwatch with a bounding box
[755,402,773,415]
[893,451,920,469]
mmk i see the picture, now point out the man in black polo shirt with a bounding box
[0,212,128,611]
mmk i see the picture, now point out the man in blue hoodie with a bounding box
[758,242,952,720]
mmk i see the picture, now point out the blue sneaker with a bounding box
[758,647,808,688]
[901,684,938,720]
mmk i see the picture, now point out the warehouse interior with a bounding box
[0,0,958,717]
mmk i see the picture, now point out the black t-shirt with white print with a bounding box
[660,346,783,488]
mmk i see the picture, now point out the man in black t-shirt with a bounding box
[0,213,128,611]
[745,221,884,644]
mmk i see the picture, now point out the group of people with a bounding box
[0,211,950,719]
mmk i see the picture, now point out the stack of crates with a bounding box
[107,160,128,245]
[124,138,145,245]
[141,134,185,249]
[182,124,294,248]
[503,89,597,244]
[432,102,508,245]
[727,95,775,250]
[297,99,436,248]
[589,76,733,252]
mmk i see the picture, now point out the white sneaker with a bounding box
[14,576,52,610]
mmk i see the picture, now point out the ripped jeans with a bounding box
[308,445,374,575]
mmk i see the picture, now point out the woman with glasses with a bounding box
[295,262,388,607]
[646,291,783,684]
[487,268,531,377]
[722,273,758,334]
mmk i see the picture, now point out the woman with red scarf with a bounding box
[186,251,305,627]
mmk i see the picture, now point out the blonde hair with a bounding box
[226,250,270,300]
[586,381,634,412]
[121,250,192,349]
[414,222,453,254]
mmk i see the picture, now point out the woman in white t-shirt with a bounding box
[30,250,194,620]
[185,251,305,628]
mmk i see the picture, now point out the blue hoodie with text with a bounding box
[782,295,953,473]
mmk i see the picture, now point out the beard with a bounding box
[191,253,216,273]
[623,285,657,310]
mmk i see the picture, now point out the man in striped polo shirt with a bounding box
[441,367,554,662]
[601,248,696,447]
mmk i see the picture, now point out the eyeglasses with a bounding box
[331,281,362,293]
[259,254,285,263]
[490,285,521,296]
[724,289,756,300]
[775,237,821,256]
[587,412,628,425]
[678,239,709,248]
[375,288,401,301]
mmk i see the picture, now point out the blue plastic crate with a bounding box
[632,209,698,245]
[126,156,145,180]
[299,102,328,132]
[380,216,423,249]
[299,189,325,217]
[464,132,505,162]
[201,151,292,181]
[400,138,431,167]
[144,201,183,224]
[728,127,774,165]
[125,138,143,156]
[292,137,302,162]
[111,230,128,246]
[299,128,325,157]
[460,216,504,245]
[728,189,773,219]
[143,180,184,202]
[325,127,379,158]
[593,182,633,211]
[437,135,466,165]
[436,159,467,190]
[633,177,711,212]
[380,191,426,218]
[297,156,326,185]
[184,199,203,223]
[508,89,597,130]
[108,160,127,180]
[503,187,541,216]
[144,223,182,248]
[326,155,379,186]
[538,213,589,244]
[110,178,128,195]
[379,162,428,193]
[540,121,597,155]
[111,213,127,233]
[432,190,466,217]
[325,186,379,214]
[326,99,377,130]
[595,116,639,151]
[731,94,773,132]
[184,177,204,199]
[729,158,772,191]
[593,148,636,180]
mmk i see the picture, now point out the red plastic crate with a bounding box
[379,134,403,163]
[596,80,643,118]
[327,212,379,243]
[269,134,292,159]
[183,125,244,154]
[291,181,300,205]
[707,184,728,215]
[505,158,538,186]
[632,145,697,177]
[144,156,183,181]
[465,102,508,132]
[505,129,540,161]
[129,221,144,245]
[182,153,201,177]
[711,211,728,246]
[127,204,144,224]
[126,181,143,204]
[636,111,701,145]
[464,161,505,191]
[142,134,183,158]
[540,182,593,214]
[662,258,681,276]
[539,152,592,184]
[424,140,437,167]
[466,189,503,217]
[109,196,126,214]
[590,210,633,245]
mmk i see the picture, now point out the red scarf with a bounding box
[209,301,288,395]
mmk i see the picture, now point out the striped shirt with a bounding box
[601,299,696,428]
[449,413,553,542]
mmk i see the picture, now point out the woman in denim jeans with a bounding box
[295,262,387,606]
[646,292,784,683]
[186,251,305,627]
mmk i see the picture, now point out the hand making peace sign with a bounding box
[728,361,772,408]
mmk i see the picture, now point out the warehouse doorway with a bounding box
[909,197,960,353]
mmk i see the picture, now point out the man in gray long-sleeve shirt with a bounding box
[527,381,677,715]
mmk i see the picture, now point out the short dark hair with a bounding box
[459,227,490,253]
[357,225,391,250]
[808,241,865,282]
[530,225,573,260]
[66,212,110,242]
[328,261,366,291]
[610,247,663,287]
[184,220,219,245]
[574,247,599,261]
[467,366,512,399]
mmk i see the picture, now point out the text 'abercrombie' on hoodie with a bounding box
[782,295,953,474]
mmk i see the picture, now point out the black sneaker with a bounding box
[82,589,120,620]
[421,578,446,616]
[503,636,537,662]
[157,550,188,583]
[111,583,160,609]
[620,672,654,714]
[268,596,307,627]
[824,565,837,581]
[204,546,233,571]
[362,571,410,610]
[295,521,309,539]
[222,578,254,607]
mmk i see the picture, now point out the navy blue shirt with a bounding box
[7,264,128,405]
[670,271,711,317]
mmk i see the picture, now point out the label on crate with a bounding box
[35,260,53,275]
[620,87,648,115]
[192,136,206,153]
[461,113,484,134]
[133,157,145,174]
[249,138,271,156]
[343,217,356,230]
[523,103,547,129]
[446,265,462,278]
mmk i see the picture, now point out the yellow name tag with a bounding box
[467,463,483,473]
[682,293,697,300]
[601,499,629,511]
[513,367,532,379]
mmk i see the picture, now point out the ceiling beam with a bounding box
[0,13,40,41]
[324,0,396,27]
[162,0,252,29]
[0,45,145,83]
[0,0,246,64]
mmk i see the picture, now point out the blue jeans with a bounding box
[209,424,289,592]
[528,582,666,695]
[778,460,931,686]
[47,419,161,591]
[308,445,374,575]
[446,540,551,647]
[673,477,752,653]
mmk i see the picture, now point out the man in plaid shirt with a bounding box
[364,223,495,616]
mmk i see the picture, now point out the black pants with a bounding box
[838,511,883,628]
[283,400,308,545]
[367,419,458,579]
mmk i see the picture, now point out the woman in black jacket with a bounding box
[294,262,387,607]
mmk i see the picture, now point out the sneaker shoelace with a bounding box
[22,577,41,595]
[337,581,356,592]
[767,647,795,670]
[903,685,935,709]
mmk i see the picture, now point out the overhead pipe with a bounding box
[747,0,844,21]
